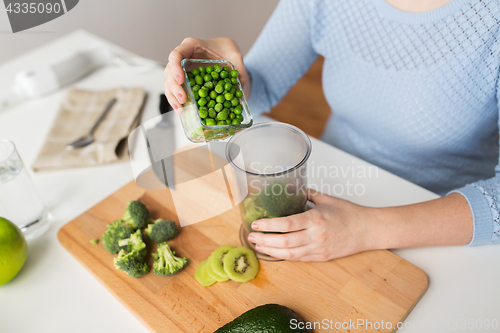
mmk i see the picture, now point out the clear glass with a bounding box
[225,123,312,260]
[0,140,49,239]
[178,59,253,143]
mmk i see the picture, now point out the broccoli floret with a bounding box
[118,229,147,258]
[90,239,99,245]
[145,219,179,243]
[121,201,149,229]
[153,243,187,276]
[102,220,133,254]
[113,249,150,278]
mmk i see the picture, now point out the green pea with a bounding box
[224,82,232,91]
[188,78,196,86]
[204,81,214,90]
[187,72,194,79]
[211,71,220,80]
[225,119,232,125]
[205,95,211,102]
[210,90,217,99]
[203,74,211,82]
[220,71,229,79]
[208,108,216,118]
[229,112,236,120]
[231,97,239,106]
[206,66,213,74]
[225,92,233,100]
[191,68,200,76]
[222,108,229,113]
[192,90,199,100]
[198,89,208,98]
[234,104,243,114]
[213,64,222,73]
[207,100,216,108]
[195,75,204,85]
[215,103,223,112]
[199,109,208,119]
[218,80,225,86]
[236,114,244,122]
[216,111,228,121]
[201,118,206,125]
[223,66,229,72]
[230,69,238,78]
[198,66,206,73]
[216,120,225,125]
[197,97,207,107]
[232,118,241,125]
[192,85,200,92]
[212,80,218,87]
[216,95,225,103]
[229,87,236,95]
[206,118,216,126]
[231,78,237,85]
[223,100,232,108]
[224,78,231,84]
[235,90,243,98]
[215,84,224,94]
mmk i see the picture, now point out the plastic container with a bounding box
[225,122,312,260]
[178,59,253,143]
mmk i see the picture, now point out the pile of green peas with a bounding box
[186,64,244,126]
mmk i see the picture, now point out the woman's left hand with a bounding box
[247,189,378,262]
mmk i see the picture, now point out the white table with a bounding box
[0,30,498,333]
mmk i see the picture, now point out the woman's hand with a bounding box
[164,37,248,114]
[248,190,377,262]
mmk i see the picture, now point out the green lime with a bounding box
[0,217,28,285]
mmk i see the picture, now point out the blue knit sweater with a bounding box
[244,0,500,245]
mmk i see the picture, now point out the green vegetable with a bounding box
[90,239,99,245]
[153,243,187,276]
[102,220,133,254]
[118,229,147,258]
[121,201,149,229]
[230,69,239,78]
[113,249,150,278]
[241,182,306,227]
[214,304,311,333]
[145,219,179,243]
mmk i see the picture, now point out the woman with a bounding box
[164,0,500,261]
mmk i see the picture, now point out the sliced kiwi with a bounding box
[195,259,216,287]
[205,254,229,282]
[223,247,260,282]
[209,245,235,279]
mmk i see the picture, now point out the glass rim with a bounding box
[225,122,312,177]
[0,139,16,165]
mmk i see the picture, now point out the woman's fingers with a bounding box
[163,79,182,114]
[167,38,198,84]
[255,244,311,261]
[251,212,313,233]
[248,229,309,248]
[164,63,187,105]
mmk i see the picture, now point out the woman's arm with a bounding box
[249,191,473,262]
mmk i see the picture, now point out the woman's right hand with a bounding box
[164,37,248,114]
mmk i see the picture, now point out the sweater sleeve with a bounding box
[449,75,500,246]
[244,0,318,115]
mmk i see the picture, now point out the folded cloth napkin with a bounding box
[32,87,147,171]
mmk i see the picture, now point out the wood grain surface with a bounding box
[58,146,428,333]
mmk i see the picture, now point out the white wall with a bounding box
[0,0,279,65]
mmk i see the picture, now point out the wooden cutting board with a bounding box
[58,146,428,333]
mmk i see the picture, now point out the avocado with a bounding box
[214,304,312,333]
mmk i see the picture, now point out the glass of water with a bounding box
[0,139,49,239]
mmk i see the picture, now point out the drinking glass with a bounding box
[0,140,49,239]
[225,123,312,260]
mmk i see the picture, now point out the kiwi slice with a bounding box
[205,254,229,282]
[223,247,260,282]
[209,245,235,279]
[194,259,216,287]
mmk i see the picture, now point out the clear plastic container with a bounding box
[225,123,312,260]
[179,59,253,143]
